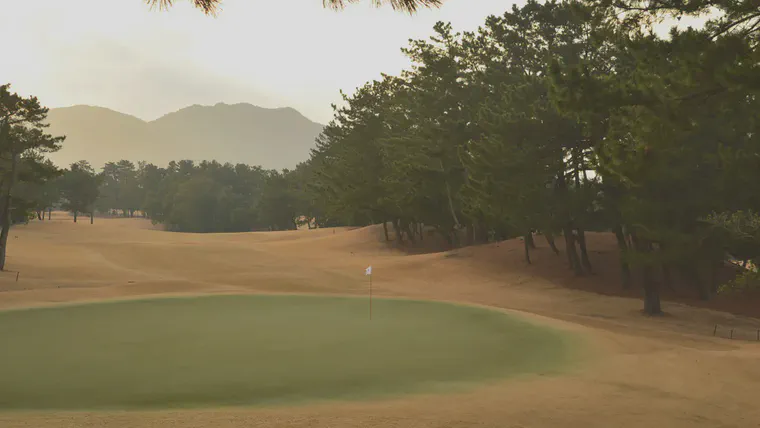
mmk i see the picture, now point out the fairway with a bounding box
[0,294,574,411]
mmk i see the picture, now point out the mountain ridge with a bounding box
[45,103,324,170]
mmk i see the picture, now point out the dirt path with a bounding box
[0,214,759,427]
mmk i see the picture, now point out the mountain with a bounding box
[44,103,324,170]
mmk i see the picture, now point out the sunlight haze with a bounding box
[2,0,520,123]
[0,0,758,426]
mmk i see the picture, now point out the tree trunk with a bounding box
[495,228,509,241]
[545,232,560,255]
[526,231,536,249]
[632,234,662,315]
[451,227,461,248]
[554,167,582,275]
[576,228,593,273]
[656,242,676,292]
[48,208,51,220]
[404,221,416,244]
[392,219,403,243]
[642,272,662,315]
[439,158,460,229]
[418,223,424,241]
[74,211,78,223]
[0,152,21,271]
[524,233,532,264]
[37,210,42,221]
[475,222,489,244]
[0,211,9,272]
[563,226,584,275]
[708,259,722,298]
[382,221,389,241]
[439,228,453,247]
[571,149,591,273]
[662,264,674,292]
[613,224,632,289]
[90,211,94,224]
[681,264,708,300]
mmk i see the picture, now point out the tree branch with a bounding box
[711,11,760,39]
[146,0,221,15]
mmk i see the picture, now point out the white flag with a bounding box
[365,266,372,276]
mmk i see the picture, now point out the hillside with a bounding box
[45,103,324,170]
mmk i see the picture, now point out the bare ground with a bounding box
[0,213,759,427]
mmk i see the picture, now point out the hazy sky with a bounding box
[2,0,526,124]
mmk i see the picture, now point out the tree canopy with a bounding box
[87,159,309,233]
[59,161,101,224]
[301,0,760,314]
[0,84,64,270]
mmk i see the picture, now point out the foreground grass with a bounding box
[0,295,576,410]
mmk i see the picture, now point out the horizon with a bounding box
[2,0,520,125]
[1,0,702,125]
[52,102,325,125]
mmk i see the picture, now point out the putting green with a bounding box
[0,295,577,410]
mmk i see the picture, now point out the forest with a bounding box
[1,0,759,314]
[302,0,760,314]
[8,157,316,233]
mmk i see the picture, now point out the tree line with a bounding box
[14,156,319,234]
[92,159,318,233]
[3,0,758,315]
[301,0,760,314]
[1,83,322,271]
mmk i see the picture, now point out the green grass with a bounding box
[0,295,577,410]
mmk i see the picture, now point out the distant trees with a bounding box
[258,170,301,231]
[98,160,142,217]
[89,159,309,233]
[0,144,320,235]
[59,161,101,224]
[13,156,61,222]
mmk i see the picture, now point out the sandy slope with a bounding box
[0,213,759,427]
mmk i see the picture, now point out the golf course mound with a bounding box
[0,295,577,410]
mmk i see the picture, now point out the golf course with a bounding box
[0,213,758,427]
[0,294,573,410]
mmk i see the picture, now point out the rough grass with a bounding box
[0,294,575,411]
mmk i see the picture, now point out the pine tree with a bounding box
[0,84,64,270]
